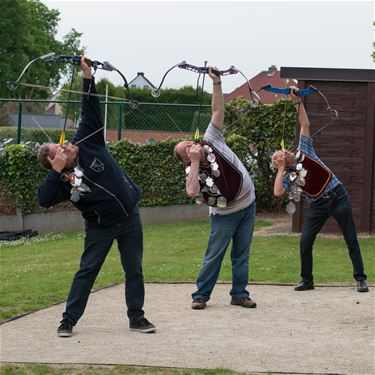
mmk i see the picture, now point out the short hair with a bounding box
[37,144,52,170]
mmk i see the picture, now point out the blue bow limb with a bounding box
[260,84,318,96]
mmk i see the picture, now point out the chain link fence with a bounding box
[0,99,211,144]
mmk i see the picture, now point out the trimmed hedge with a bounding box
[0,127,76,145]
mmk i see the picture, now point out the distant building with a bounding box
[8,113,73,129]
[128,72,156,89]
[46,102,62,116]
[224,65,297,104]
[43,92,63,116]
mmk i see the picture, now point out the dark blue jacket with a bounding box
[38,78,140,227]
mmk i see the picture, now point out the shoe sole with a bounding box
[230,302,257,308]
[191,305,206,310]
[57,332,72,337]
[294,286,314,291]
[130,327,156,333]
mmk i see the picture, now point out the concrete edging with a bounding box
[0,204,209,234]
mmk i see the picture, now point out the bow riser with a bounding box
[260,84,318,96]
[43,54,114,72]
[152,61,243,99]
[178,64,238,77]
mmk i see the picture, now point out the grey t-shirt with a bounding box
[204,123,255,215]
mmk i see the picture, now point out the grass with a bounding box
[0,364,256,375]
[0,219,374,323]
[0,219,373,375]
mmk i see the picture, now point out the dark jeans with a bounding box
[62,206,145,325]
[192,201,256,301]
[300,184,366,282]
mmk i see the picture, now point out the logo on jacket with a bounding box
[90,158,104,173]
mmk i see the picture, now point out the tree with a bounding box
[0,0,84,99]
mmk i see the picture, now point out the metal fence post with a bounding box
[117,102,123,141]
[17,102,23,144]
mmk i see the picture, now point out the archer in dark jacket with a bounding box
[37,57,156,336]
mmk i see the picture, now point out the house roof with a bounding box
[128,72,156,89]
[280,67,375,83]
[9,113,69,129]
[224,68,297,104]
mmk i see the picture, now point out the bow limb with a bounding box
[259,84,318,96]
[151,61,187,98]
[102,62,139,109]
[231,66,259,107]
[7,52,56,90]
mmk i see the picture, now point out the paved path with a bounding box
[1,283,374,374]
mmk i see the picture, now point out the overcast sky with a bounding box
[42,0,374,93]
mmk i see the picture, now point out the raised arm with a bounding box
[208,67,224,130]
[291,87,310,137]
[74,56,105,145]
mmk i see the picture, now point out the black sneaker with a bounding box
[129,318,156,333]
[57,320,73,337]
[357,280,369,292]
[294,280,314,291]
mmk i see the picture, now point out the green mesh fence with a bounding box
[0,99,212,143]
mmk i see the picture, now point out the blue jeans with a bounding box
[300,185,367,282]
[62,206,145,325]
[192,201,256,301]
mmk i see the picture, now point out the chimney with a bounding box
[266,65,277,76]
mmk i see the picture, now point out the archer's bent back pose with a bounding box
[272,89,368,293]
[37,57,156,337]
[174,67,257,310]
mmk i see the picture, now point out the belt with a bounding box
[315,184,342,202]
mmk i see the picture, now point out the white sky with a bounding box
[43,0,375,92]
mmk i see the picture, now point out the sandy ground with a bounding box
[1,283,374,375]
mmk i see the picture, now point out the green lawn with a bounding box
[0,219,374,323]
[0,364,252,375]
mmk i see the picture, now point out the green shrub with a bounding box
[0,127,76,144]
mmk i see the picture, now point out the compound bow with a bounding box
[152,61,260,106]
[259,84,338,136]
[7,52,138,108]
[151,61,260,139]
[7,52,139,145]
